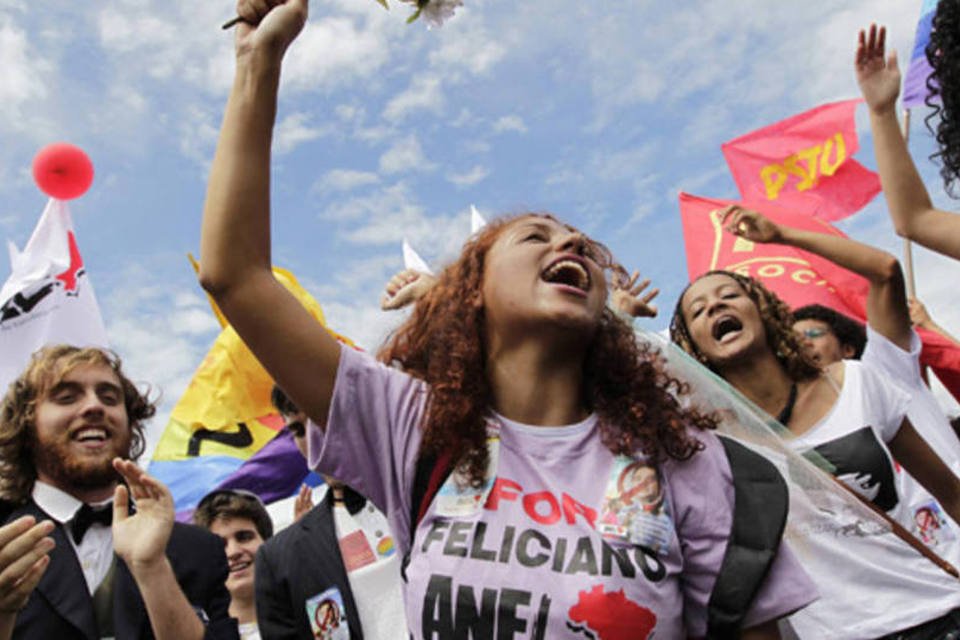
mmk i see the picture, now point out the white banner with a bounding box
[0,199,108,394]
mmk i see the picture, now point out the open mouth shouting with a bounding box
[541,256,591,294]
[711,315,744,344]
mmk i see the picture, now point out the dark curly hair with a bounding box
[926,0,960,196]
[793,304,867,359]
[377,214,716,487]
[669,270,820,382]
[0,345,156,504]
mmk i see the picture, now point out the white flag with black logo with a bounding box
[0,199,108,394]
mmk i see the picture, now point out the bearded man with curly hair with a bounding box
[0,345,238,640]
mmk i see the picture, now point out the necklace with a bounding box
[776,382,798,425]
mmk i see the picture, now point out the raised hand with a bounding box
[381,269,437,310]
[293,484,313,522]
[610,270,659,319]
[112,459,174,573]
[0,516,54,615]
[234,0,309,60]
[856,24,901,115]
[721,205,782,244]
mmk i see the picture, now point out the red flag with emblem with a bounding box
[721,99,881,222]
[678,192,960,401]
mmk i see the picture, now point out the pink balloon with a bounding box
[32,143,94,200]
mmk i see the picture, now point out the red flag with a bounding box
[721,99,881,222]
[678,192,960,401]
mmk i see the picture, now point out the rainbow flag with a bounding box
[149,265,355,514]
[903,0,939,109]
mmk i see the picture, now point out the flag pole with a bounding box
[902,108,917,299]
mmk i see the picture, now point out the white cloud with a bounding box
[0,17,53,137]
[427,21,506,76]
[446,164,490,187]
[313,169,381,194]
[492,115,527,134]
[274,112,327,155]
[383,75,445,122]
[379,135,433,175]
[283,16,391,91]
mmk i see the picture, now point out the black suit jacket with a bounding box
[254,488,367,640]
[6,499,239,640]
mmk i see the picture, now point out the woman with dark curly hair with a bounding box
[858,20,960,260]
[671,267,960,638]
[199,1,817,637]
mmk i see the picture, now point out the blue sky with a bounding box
[2,0,958,452]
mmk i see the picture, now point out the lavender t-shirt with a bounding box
[310,346,817,639]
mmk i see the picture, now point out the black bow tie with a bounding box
[70,504,113,544]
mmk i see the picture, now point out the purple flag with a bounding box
[903,0,939,109]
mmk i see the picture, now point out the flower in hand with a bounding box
[374,0,463,27]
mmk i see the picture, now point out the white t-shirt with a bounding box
[332,501,407,639]
[862,326,960,559]
[783,361,960,638]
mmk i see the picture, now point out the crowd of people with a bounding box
[2,1,960,638]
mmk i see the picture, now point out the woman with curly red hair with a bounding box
[671,267,960,638]
[199,1,816,637]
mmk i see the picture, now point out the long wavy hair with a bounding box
[0,345,156,504]
[669,270,820,382]
[377,214,716,487]
[926,0,960,196]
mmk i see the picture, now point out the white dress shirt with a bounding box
[32,481,114,594]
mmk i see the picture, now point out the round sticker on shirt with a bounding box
[305,587,350,640]
[376,535,395,558]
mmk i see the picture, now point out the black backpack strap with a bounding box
[401,449,454,582]
[706,436,789,638]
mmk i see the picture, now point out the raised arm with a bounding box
[857,24,960,260]
[722,204,911,349]
[199,0,341,424]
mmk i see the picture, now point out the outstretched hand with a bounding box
[610,271,659,319]
[381,269,438,310]
[0,516,54,615]
[856,23,901,115]
[720,205,782,244]
[234,0,309,60]
[112,459,174,574]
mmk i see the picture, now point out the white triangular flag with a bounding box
[0,199,109,393]
[402,238,433,275]
[470,205,487,234]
